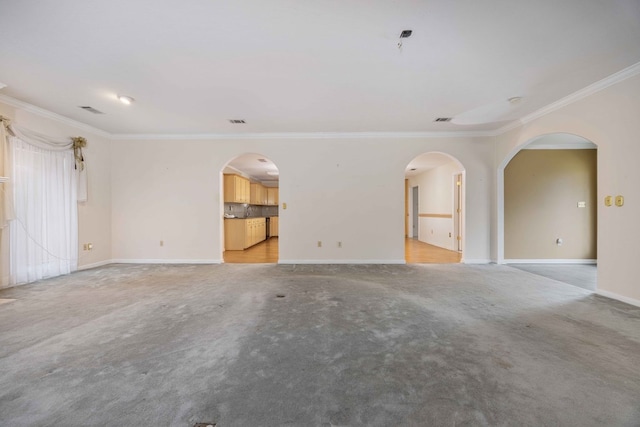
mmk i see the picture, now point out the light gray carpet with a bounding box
[1,263,639,426]
[509,263,597,291]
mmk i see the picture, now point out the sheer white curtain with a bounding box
[8,136,78,285]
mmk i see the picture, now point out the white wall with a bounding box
[495,72,640,303]
[409,161,464,251]
[110,136,494,264]
[0,100,112,287]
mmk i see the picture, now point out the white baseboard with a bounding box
[77,260,113,270]
[110,259,222,264]
[504,259,597,265]
[277,259,407,265]
[596,289,640,308]
[462,259,492,264]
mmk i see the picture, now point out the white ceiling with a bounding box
[225,154,279,184]
[405,152,457,177]
[525,133,597,150]
[0,1,639,135]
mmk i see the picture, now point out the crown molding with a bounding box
[0,94,112,138]
[491,61,640,136]
[110,130,497,140]
[519,61,640,126]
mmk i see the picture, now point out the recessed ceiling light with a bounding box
[508,96,523,105]
[267,171,279,176]
[410,168,417,171]
[257,158,268,163]
[118,95,134,105]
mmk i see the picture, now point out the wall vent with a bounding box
[228,119,246,124]
[79,106,104,114]
[434,117,452,122]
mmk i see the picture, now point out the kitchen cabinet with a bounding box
[224,174,250,203]
[250,183,268,205]
[224,218,267,250]
[270,217,279,237]
[267,187,279,206]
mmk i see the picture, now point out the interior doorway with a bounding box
[221,153,280,263]
[404,152,465,263]
[498,133,597,289]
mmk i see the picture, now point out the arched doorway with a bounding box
[221,153,280,263]
[498,133,597,290]
[404,152,465,263]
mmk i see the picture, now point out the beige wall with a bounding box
[505,149,596,259]
[110,136,494,264]
[495,71,640,303]
[0,101,112,287]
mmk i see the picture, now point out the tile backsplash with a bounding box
[224,203,278,218]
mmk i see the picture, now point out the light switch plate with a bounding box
[604,196,613,207]
[577,201,586,208]
[615,195,624,207]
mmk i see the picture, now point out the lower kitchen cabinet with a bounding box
[270,217,279,237]
[224,218,267,250]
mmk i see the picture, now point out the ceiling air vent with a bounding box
[79,106,104,114]
[229,119,246,124]
[434,117,452,122]
[257,158,268,163]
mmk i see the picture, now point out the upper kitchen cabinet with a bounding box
[267,187,279,206]
[224,174,250,203]
[250,183,268,205]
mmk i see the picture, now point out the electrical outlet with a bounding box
[160,240,164,247]
[317,241,322,248]
[87,243,93,251]
[338,241,342,248]
[83,244,88,251]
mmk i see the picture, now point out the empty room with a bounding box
[1,1,640,426]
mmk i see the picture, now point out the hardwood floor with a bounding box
[405,238,461,263]
[224,237,279,263]
[224,236,460,264]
